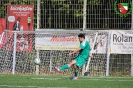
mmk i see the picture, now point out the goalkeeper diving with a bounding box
[54,33,93,80]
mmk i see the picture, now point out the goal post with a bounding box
[12,32,17,74]
[36,49,39,75]
[84,32,98,76]
[131,50,133,77]
[106,32,111,76]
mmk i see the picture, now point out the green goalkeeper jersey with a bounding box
[79,40,90,60]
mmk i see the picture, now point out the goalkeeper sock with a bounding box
[59,64,70,71]
[74,70,78,77]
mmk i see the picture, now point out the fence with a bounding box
[0,30,132,77]
[0,0,132,29]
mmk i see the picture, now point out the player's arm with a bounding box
[68,48,81,56]
[68,41,86,56]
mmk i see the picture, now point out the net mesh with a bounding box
[89,54,107,76]
[109,54,131,76]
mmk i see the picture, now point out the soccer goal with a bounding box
[0,29,108,76]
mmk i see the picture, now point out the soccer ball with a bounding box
[34,58,41,65]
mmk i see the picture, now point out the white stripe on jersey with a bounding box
[81,40,86,46]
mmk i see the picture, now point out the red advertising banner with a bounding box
[0,18,6,48]
[7,5,34,31]
[7,5,34,52]
[0,18,6,34]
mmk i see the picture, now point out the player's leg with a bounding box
[72,65,79,80]
[54,60,76,71]
[74,65,79,77]
[72,57,87,80]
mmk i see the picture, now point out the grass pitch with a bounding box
[0,74,133,88]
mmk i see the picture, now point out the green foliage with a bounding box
[0,0,131,29]
[88,0,100,4]
[50,0,84,17]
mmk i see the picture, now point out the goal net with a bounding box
[0,30,108,76]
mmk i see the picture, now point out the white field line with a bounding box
[31,77,133,82]
[119,80,133,81]
[88,77,132,78]
[0,85,70,88]
[105,80,116,81]
[31,78,62,80]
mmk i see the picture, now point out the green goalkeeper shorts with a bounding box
[74,56,88,68]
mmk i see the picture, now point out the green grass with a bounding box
[0,74,133,88]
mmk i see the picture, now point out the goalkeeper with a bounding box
[55,33,93,80]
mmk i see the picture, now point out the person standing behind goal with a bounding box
[54,33,93,80]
